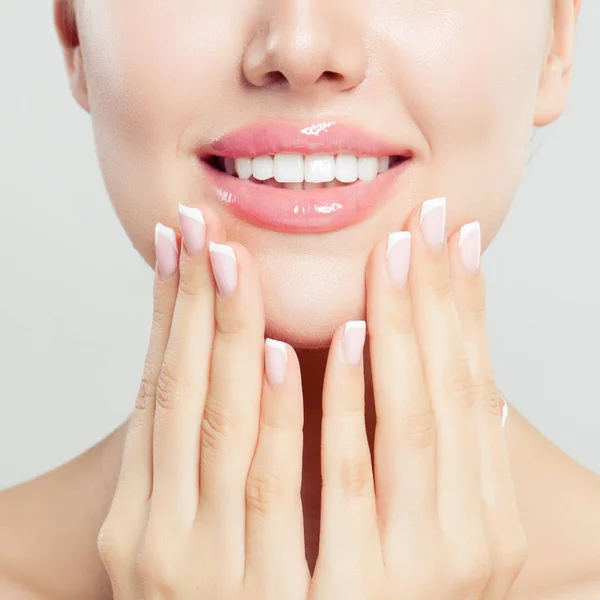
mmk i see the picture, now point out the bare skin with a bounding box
[1,0,599,597]
[1,362,599,599]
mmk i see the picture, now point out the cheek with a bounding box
[79,0,244,259]
[371,1,549,245]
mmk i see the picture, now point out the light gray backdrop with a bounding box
[1,2,598,489]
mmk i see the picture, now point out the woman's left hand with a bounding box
[309,197,527,600]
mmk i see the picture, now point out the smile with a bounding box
[195,120,414,233]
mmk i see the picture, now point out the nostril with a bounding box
[263,71,287,86]
[322,71,343,82]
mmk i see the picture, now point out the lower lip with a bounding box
[198,158,413,233]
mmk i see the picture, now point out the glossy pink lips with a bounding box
[195,120,414,234]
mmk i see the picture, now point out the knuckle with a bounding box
[135,372,156,411]
[477,381,504,419]
[152,289,175,322]
[246,468,285,515]
[201,395,237,451]
[428,267,454,301]
[469,290,488,326]
[399,408,436,450]
[136,533,178,594]
[97,520,130,570]
[449,542,492,593]
[497,529,529,580]
[387,302,415,338]
[177,268,205,299]
[340,456,375,499]
[446,359,476,410]
[214,308,250,340]
[155,358,186,411]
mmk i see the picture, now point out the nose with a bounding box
[242,0,368,95]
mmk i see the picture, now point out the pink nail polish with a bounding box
[265,338,288,386]
[341,321,366,366]
[458,221,481,275]
[154,223,179,280]
[386,231,411,289]
[209,242,238,297]
[419,197,446,252]
[178,203,206,256]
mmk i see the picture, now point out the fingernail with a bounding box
[265,338,288,386]
[386,231,411,289]
[178,203,206,256]
[209,242,238,297]
[458,221,481,275]
[419,197,446,252]
[341,321,366,366]
[501,395,508,429]
[154,223,179,280]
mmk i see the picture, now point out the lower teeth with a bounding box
[250,177,350,190]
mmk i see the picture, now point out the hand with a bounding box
[97,204,310,599]
[309,197,527,599]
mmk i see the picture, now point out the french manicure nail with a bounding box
[178,203,206,256]
[458,221,481,275]
[265,338,288,386]
[341,321,366,366]
[419,197,446,252]
[209,242,238,297]
[501,395,508,429]
[386,231,411,289]
[154,223,179,280]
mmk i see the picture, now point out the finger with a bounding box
[366,230,436,540]
[406,197,482,537]
[244,340,310,596]
[112,223,181,507]
[318,321,381,588]
[448,224,527,594]
[150,204,225,529]
[98,223,183,599]
[197,241,265,554]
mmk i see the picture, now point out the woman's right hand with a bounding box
[97,204,311,599]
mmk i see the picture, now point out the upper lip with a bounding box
[196,119,414,160]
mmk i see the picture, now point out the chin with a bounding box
[258,254,367,349]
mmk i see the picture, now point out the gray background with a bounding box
[0,2,598,490]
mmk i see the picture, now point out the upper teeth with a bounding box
[225,154,391,184]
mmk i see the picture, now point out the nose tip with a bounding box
[242,9,367,95]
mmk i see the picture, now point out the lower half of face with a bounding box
[79,0,551,348]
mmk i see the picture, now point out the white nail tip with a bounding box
[386,231,411,257]
[178,203,205,225]
[344,320,366,335]
[155,223,177,250]
[209,241,236,261]
[420,197,446,224]
[459,221,480,248]
[266,338,288,357]
[501,396,508,428]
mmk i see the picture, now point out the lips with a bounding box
[194,120,414,233]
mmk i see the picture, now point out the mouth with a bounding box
[195,120,414,234]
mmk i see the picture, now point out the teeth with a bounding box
[358,157,378,182]
[305,154,336,183]
[235,157,253,180]
[335,154,358,183]
[378,156,390,173]
[274,153,304,183]
[229,153,394,184]
[252,155,274,181]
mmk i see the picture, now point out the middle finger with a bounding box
[407,197,482,538]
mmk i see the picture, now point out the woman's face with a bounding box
[63,0,564,348]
